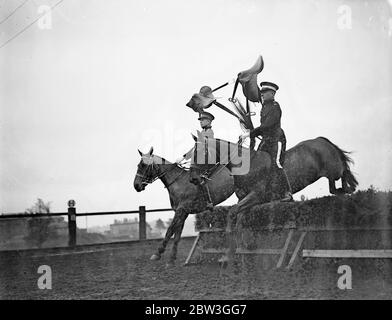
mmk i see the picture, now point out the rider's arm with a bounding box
[250,105,281,138]
[181,129,213,162]
[183,147,195,160]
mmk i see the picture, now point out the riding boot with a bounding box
[278,168,293,202]
[201,183,214,211]
[249,138,256,151]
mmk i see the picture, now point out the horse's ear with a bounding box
[191,133,197,141]
[138,149,143,156]
[196,129,202,138]
[148,146,154,156]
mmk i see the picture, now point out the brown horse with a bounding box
[189,135,358,262]
[133,147,235,265]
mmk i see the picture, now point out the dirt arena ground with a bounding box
[1,237,391,300]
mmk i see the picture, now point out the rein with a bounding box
[137,162,185,188]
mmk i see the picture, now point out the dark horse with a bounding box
[133,147,236,265]
[189,134,358,262]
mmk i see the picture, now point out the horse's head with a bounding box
[133,147,160,192]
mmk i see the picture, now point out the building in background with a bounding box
[106,218,159,240]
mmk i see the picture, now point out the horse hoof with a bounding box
[150,254,161,261]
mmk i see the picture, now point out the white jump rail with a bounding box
[185,228,294,268]
[187,225,392,269]
[302,249,392,258]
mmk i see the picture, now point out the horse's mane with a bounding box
[193,136,252,167]
[151,155,189,171]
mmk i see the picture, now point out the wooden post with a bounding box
[286,231,307,269]
[184,234,201,266]
[276,229,294,268]
[139,206,146,240]
[67,200,77,247]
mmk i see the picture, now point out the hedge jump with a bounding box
[186,190,392,268]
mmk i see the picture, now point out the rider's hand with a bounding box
[239,131,250,141]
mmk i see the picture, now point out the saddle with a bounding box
[186,93,215,113]
[236,55,264,102]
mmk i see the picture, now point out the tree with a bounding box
[155,219,166,235]
[24,198,52,248]
[25,198,51,215]
[165,218,173,228]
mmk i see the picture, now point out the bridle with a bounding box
[136,158,185,189]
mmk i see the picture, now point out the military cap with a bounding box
[260,81,279,93]
[198,111,215,121]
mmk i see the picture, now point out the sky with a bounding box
[1,0,392,231]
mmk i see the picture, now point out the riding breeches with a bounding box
[257,137,285,168]
[257,137,291,196]
[200,183,213,204]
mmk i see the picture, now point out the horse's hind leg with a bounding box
[328,178,344,195]
[328,178,338,194]
[220,191,260,265]
[341,174,350,193]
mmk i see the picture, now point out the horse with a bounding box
[189,134,358,263]
[133,147,236,266]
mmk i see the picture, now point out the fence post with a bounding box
[67,200,77,247]
[139,206,146,240]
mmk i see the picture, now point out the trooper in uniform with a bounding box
[240,81,293,202]
[177,111,215,162]
[176,111,215,210]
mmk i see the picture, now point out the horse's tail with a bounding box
[319,137,358,193]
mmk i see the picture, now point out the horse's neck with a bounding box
[156,160,185,190]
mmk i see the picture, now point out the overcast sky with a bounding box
[1,0,391,229]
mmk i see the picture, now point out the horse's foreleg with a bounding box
[341,174,350,193]
[168,209,188,265]
[223,191,260,263]
[151,209,183,261]
[235,191,261,230]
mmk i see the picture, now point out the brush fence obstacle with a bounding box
[186,194,392,268]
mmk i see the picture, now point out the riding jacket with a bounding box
[250,100,282,140]
[183,126,214,160]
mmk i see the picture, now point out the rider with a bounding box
[240,81,293,202]
[176,111,215,210]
